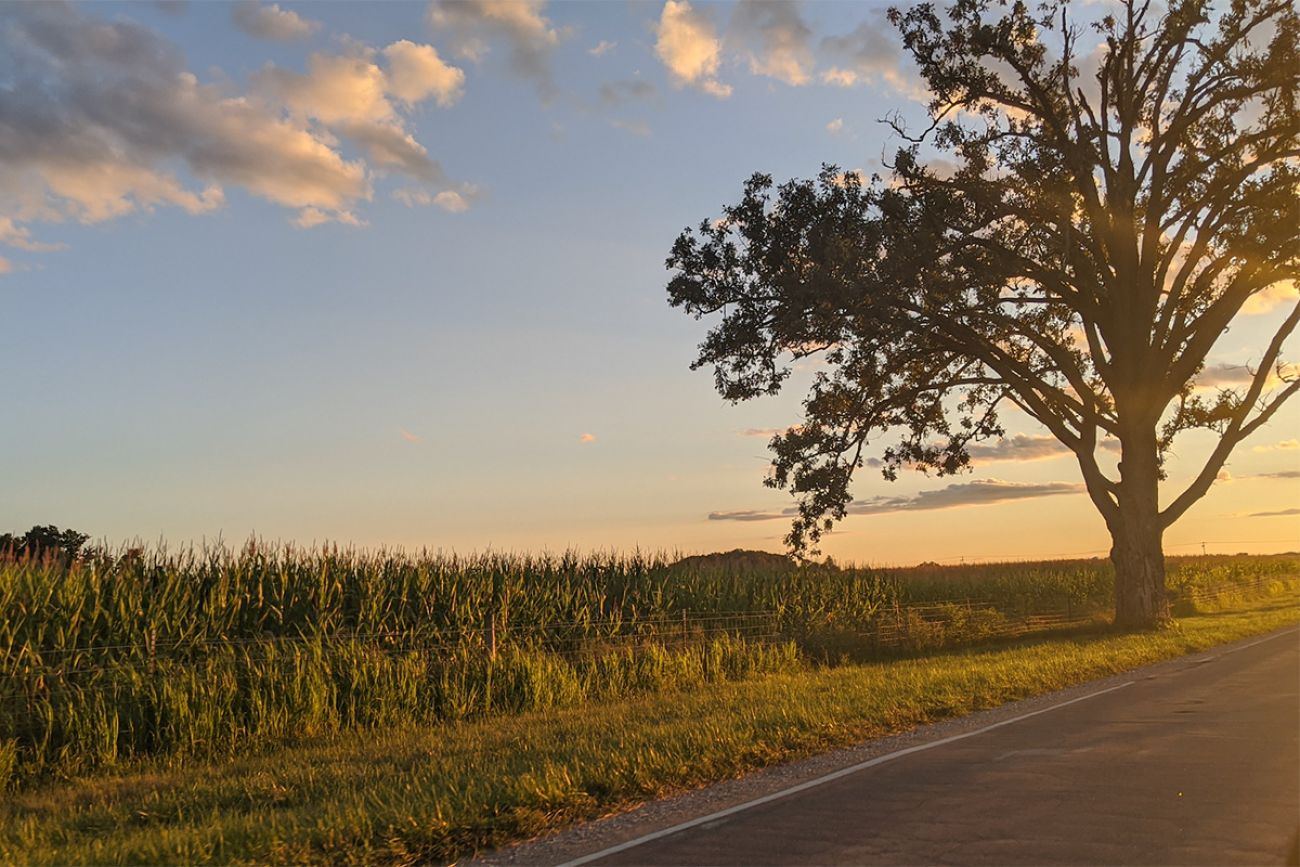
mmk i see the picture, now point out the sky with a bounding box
[1,0,1297,566]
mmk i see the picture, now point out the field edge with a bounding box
[2,598,1297,866]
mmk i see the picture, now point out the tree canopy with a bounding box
[667,0,1299,627]
[0,525,90,561]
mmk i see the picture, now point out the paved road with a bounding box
[571,629,1299,866]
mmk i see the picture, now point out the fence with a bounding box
[6,572,1294,686]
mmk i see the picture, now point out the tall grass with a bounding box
[1,543,1294,788]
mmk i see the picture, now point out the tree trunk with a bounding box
[1110,504,1170,629]
[1110,424,1171,630]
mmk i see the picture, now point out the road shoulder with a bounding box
[468,625,1299,867]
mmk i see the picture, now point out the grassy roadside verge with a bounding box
[3,599,1296,865]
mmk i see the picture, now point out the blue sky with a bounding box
[1,0,1297,564]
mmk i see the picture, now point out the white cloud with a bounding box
[393,183,479,212]
[383,40,465,107]
[256,52,395,126]
[433,190,470,212]
[1194,360,1293,393]
[428,0,563,99]
[728,0,814,86]
[588,40,616,57]
[293,207,332,229]
[231,1,320,41]
[655,0,731,98]
[819,16,928,101]
[293,207,361,228]
[826,117,844,134]
[964,433,1118,462]
[1242,280,1298,315]
[0,5,475,241]
[0,216,65,252]
[820,68,858,87]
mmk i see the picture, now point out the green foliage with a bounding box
[0,544,847,786]
[666,0,1300,629]
[1,544,1292,788]
[2,600,1295,866]
[0,525,89,562]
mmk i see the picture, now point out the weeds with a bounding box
[1,543,1294,787]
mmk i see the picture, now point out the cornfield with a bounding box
[1,543,1295,788]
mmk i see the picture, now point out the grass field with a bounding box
[2,545,1296,788]
[1,597,1295,865]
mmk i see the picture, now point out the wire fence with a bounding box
[5,573,1295,687]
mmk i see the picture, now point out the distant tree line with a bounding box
[0,525,90,561]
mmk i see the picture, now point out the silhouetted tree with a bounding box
[668,0,1299,629]
[0,525,90,561]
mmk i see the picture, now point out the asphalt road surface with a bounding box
[561,628,1299,866]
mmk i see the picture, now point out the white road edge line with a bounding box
[558,680,1137,867]
[558,624,1299,866]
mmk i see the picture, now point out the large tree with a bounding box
[667,0,1299,628]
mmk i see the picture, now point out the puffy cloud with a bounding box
[709,478,1085,521]
[231,1,320,41]
[1241,279,1298,315]
[819,16,927,101]
[826,117,844,134]
[0,216,64,252]
[1194,360,1293,392]
[728,0,813,86]
[428,0,562,99]
[293,207,361,228]
[392,184,479,212]
[588,39,616,57]
[579,432,596,443]
[433,190,470,212]
[256,52,395,125]
[820,68,857,87]
[0,4,472,240]
[0,256,11,274]
[383,40,465,107]
[335,120,445,183]
[966,433,1121,462]
[655,1,731,98]
[1197,362,1254,387]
